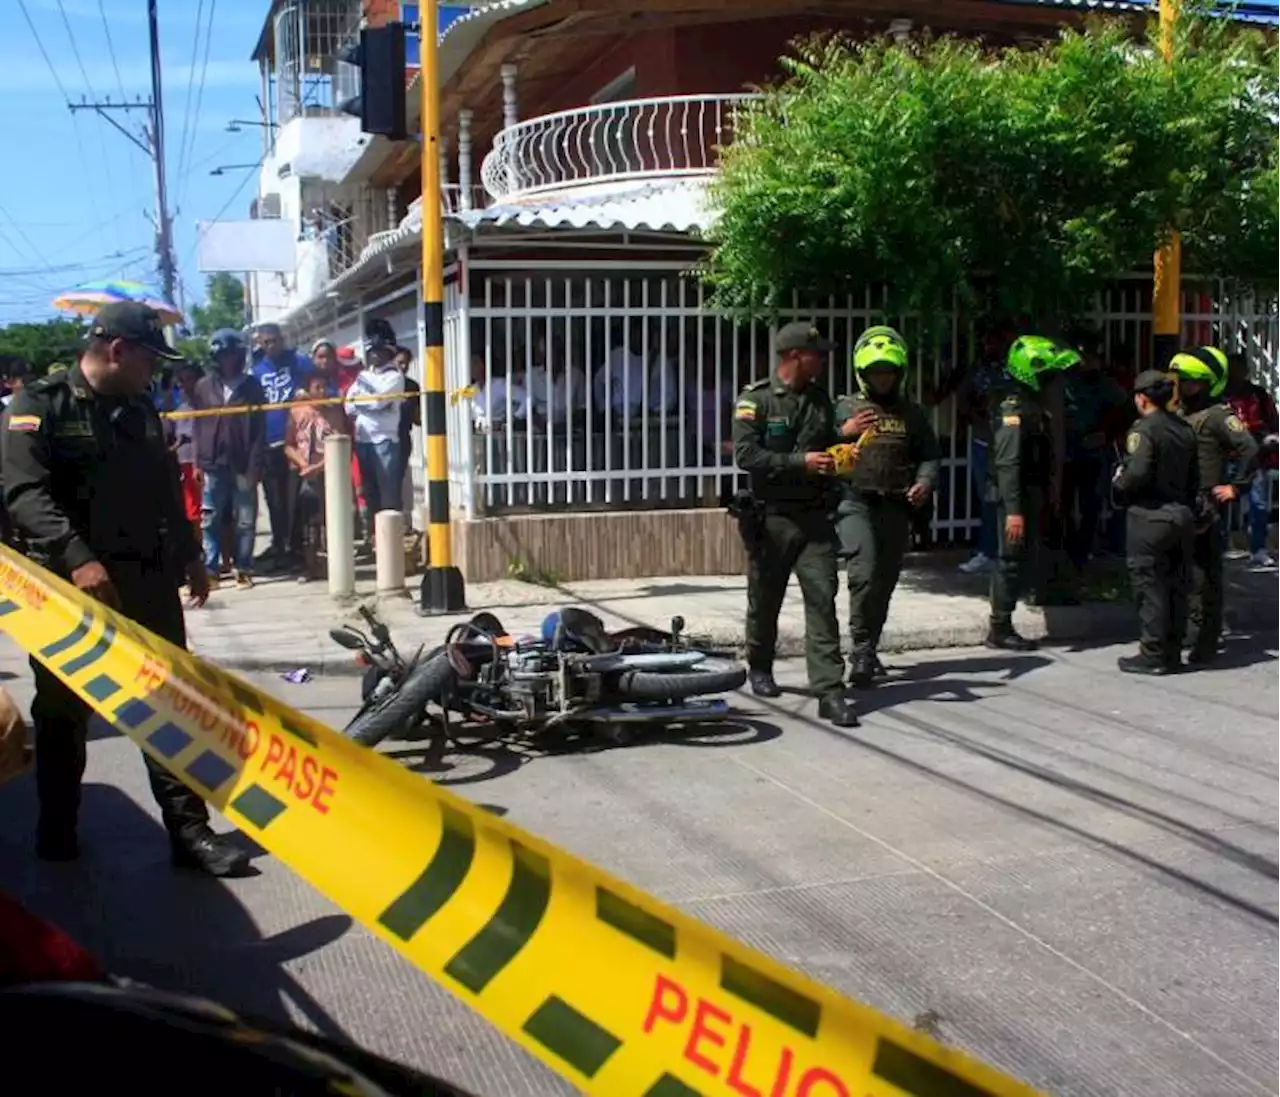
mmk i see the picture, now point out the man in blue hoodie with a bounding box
[252,323,311,571]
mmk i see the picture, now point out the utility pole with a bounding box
[418,0,466,614]
[68,0,177,305]
[1152,0,1181,370]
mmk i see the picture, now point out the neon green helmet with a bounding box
[1051,343,1082,371]
[1005,335,1061,392]
[852,326,908,391]
[1169,346,1228,398]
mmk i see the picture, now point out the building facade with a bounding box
[240,0,1279,581]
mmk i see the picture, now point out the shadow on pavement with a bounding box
[753,695,1279,928]
[0,782,354,1039]
[849,652,1052,717]
[384,716,783,788]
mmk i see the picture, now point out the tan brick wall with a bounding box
[453,509,748,583]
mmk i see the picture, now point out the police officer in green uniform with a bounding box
[3,302,251,876]
[834,327,939,687]
[985,335,1067,651]
[732,321,857,727]
[1111,370,1198,675]
[1170,346,1260,664]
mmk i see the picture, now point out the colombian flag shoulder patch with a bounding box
[8,415,41,433]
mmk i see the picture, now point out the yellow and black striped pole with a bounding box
[1152,0,1181,371]
[419,0,466,614]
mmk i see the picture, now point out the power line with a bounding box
[177,0,218,213]
[16,0,73,104]
[174,0,206,195]
[98,0,129,102]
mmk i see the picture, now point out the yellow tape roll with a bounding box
[0,546,1045,1097]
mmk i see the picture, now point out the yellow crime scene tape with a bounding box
[0,543,1047,1097]
[159,390,425,421]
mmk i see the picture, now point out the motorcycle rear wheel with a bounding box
[344,654,457,748]
[611,657,746,702]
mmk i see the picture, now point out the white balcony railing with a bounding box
[480,93,760,202]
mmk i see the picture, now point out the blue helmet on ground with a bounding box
[209,329,245,359]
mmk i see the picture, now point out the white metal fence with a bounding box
[443,262,1277,545]
[480,95,757,202]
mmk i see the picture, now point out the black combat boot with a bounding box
[984,622,1038,652]
[848,651,877,689]
[1117,653,1174,676]
[171,827,253,878]
[818,692,859,728]
[748,670,781,698]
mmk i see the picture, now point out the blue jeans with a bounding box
[201,470,257,573]
[1245,470,1272,553]
[970,439,998,558]
[355,439,402,518]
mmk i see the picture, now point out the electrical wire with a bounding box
[174,0,206,197]
[14,0,112,264]
[98,0,129,103]
[54,0,124,259]
[176,0,219,214]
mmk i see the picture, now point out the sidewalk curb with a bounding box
[201,598,1276,676]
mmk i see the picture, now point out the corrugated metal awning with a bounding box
[992,0,1277,22]
[450,179,717,235]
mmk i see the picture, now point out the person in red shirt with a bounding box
[1224,354,1278,566]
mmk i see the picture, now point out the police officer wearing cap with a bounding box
[1170,346,1260,664]
[1111,370,1198,675]
[732,322,856,727]
[833,327,939,687]
[2,302,251,876]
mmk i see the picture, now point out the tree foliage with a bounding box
[190,273,246,337]
[0,318,88,373]
[705,10,1278,325]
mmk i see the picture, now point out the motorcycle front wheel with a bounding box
[344,653,458,748]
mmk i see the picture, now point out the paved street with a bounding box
[0,634,1276,1097]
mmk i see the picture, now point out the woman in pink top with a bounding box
[284,374,348,581]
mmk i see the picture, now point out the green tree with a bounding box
[705,10,1278,326]
[190,273,246,337]
[0,317,88,374]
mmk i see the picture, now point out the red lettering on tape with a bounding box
[643,974,845,1097]
[260,733,338,814]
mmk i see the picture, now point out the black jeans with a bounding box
[1062,454,1106,568]
[261,446,300,556]
[32,560,208,839]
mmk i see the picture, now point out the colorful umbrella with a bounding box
[52,280,184,326]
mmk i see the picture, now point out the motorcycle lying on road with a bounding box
[328,605,747,751]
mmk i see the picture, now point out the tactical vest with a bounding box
[1182,405,1225,488]
[847,400,914,493]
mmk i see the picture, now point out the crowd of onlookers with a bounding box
[156,320,420,588]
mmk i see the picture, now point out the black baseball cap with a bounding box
[776,321,836,354]
[1133,369,1172,395]
[90,301,182,361]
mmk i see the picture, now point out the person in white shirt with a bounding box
[344,318,406,523]
[471,351,529,434]
[526,337,586,425]
[592,325,679,419]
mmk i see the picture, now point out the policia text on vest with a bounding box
[833,327,940,689]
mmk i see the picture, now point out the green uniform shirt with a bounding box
[2,364,199,577]
[1113,410,1198,509]
[989,386,1051,517]
[1180,402,1260,492]
[832,391,940,496]
[732,373,838,508]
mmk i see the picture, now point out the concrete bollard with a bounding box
[325,434,355,599]
[375,509,405,594]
